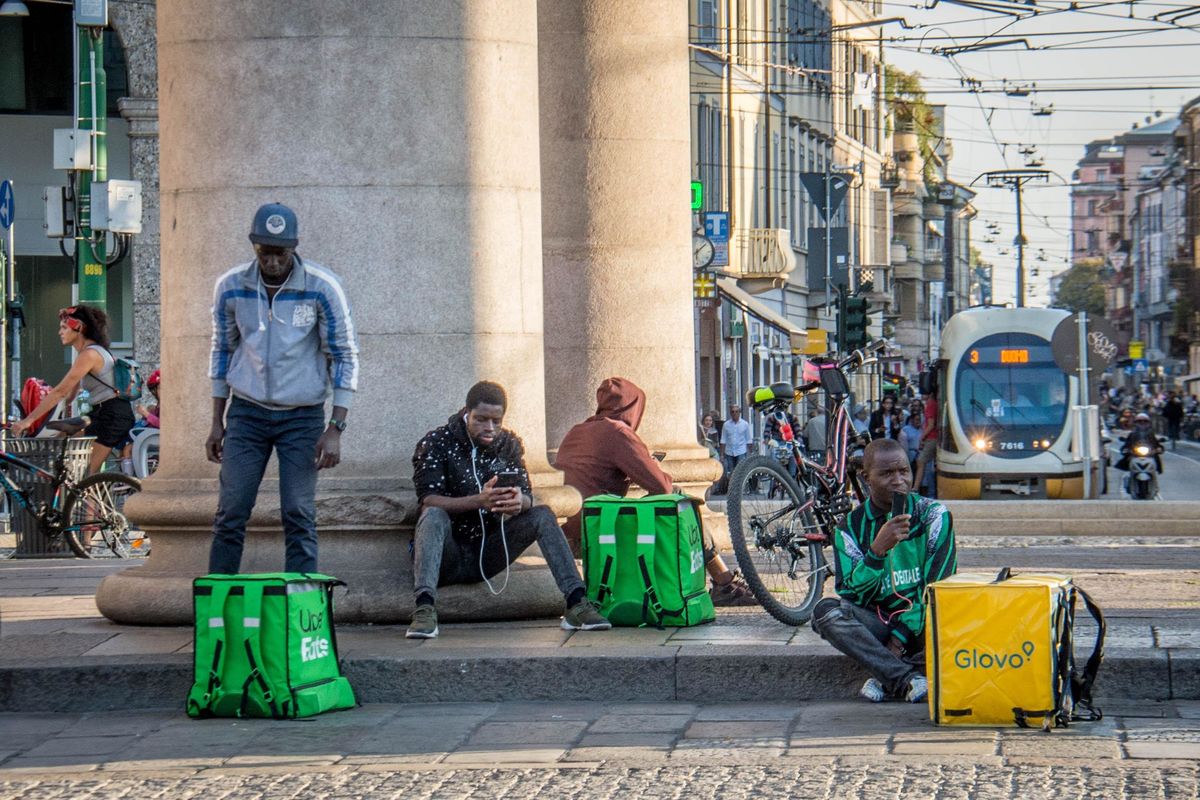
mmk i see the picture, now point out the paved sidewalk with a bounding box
[0,699,1196,797]
[1,540,1198,711]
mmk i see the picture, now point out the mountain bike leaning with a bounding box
[726,344,883,625]
[0,433,143,558]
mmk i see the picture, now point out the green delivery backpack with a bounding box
[581,494,716,627]
[186,573,357,719]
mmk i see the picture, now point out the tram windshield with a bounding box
[954,332,1068,456]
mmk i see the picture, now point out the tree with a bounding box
[1051,260,1106,317]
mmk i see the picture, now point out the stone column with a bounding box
[537,2,723,533]
[97,0,575,624]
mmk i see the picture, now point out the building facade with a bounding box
[690,0,893,424]
[0,0,159,389]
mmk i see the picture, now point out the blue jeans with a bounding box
[209,397,324,574]
[411,505,585,604]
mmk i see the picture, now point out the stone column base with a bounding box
[97,476,581,626]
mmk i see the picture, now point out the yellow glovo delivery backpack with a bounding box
[925,568,1105,729]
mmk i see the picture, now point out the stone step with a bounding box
[1,644,1191,713]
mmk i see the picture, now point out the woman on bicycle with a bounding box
[12,305,135,474]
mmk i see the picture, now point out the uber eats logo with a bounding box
[298,607,330,662]
[955,641,1036,670]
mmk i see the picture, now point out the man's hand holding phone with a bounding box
[481,472,523,516]
[870,493,911,557]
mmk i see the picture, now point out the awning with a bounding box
[1178,373,1200,385]
[716,277,808,353]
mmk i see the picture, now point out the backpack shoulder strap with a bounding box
[187,582,231,716]
[1071,586,1105,722]
[239,582,287,719]
[592,504,621,604]
[634,502,682,627]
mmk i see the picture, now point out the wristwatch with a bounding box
[327,418,347,433]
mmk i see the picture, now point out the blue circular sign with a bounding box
[0,180,13,230]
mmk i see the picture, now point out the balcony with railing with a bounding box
[725,228,797,293]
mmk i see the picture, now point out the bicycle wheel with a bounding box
[62,473,144,558]
[727,455,829,626]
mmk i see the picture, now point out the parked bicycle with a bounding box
[1,433,142,558]
[726,345,880,625]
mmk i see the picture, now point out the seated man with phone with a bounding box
[811,438,957,704]
[406,380,611,639]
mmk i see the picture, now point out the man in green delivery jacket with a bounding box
[812,438,957,704]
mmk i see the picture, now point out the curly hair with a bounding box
[64,304,111,348]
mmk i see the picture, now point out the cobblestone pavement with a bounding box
[0,701,1198,798]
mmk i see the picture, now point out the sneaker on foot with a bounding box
[860,677,885,703]
[905,675,928,704]
[562,599,612,631]
[710,570,758,607]
[406,605,439,639]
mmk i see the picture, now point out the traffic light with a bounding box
[843,295,869,350]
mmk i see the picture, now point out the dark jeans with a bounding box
[209,397,324,574]
[812,598,924,697]
[412,505,586,604]
[723,452,747,477]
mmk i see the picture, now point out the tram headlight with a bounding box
[973,438,990,451]
[1041,439,1050,448]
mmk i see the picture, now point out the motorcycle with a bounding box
[1120,435,1163,500]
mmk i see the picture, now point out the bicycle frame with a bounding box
[0,447,72,518]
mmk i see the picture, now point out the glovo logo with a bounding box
[954,641,1035,670]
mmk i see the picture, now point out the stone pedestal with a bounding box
[97,0,575,624]
[537,0,723,540]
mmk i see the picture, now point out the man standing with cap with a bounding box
[206,203,360,574]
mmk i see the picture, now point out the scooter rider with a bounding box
[1116,413,1163,474]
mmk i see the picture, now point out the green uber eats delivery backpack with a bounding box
[581,494,716,628]
[187,573,357,719]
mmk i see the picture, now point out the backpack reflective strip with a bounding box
[636,535,656,544]
[287,582,322,594]
[209,618,224,627]
[598,535,616,544]
[243,617,260,627]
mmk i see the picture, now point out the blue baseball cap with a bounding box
[249,203,299,247]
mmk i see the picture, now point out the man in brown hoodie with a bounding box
[555,377,756,607]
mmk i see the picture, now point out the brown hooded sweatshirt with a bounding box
[555,377,673,551]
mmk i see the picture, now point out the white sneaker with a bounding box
[905,675,928,704]
[859,677,885,703]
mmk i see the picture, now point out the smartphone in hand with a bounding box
[494,470,522,489]
[891,491,907,520]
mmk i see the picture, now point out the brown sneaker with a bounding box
[710,570,758,607]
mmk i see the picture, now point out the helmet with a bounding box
[147,369,161,388]
[1134,412,1151,423]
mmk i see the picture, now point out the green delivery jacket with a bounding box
[830,492,958,650]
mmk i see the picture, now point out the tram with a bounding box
[936,307,1090,499]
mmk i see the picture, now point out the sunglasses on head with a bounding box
[58,307,83,332]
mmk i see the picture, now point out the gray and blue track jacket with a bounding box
[209,257,359,409]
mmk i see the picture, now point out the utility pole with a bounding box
[974,169,1049,308]
[74,10,108,310]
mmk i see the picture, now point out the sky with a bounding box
[882,0,1200,307]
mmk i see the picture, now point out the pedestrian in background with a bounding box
[1163,391,1184,451]
[206,203,359,575]
[719,404,752,477]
